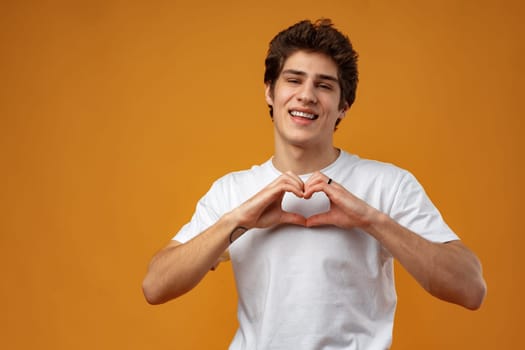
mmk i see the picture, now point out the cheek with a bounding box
[272,97,288,113]
[273,85,295,102]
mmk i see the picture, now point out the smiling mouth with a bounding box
[289,110,319,120]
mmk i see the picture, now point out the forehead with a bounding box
[281,50,339,78]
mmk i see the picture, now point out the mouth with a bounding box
[289,110,319,121]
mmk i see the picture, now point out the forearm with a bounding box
[365,211,486,310]
[142,212,240,304]
[142,172,307,305]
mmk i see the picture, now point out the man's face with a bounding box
[265,50,347,150]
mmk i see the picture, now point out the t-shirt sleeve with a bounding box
[172,181,223,243]
[389,171,459,243]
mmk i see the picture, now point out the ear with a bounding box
[338,103,349,120]
[265,84,274,106]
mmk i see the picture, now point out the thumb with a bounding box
[280,212,307,226]
[306,212,333,228]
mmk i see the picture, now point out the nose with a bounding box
[297,83,317,104]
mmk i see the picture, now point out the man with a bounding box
[143,19,486,349]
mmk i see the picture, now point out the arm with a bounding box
[142,172,307,305]
[364,216,486,310]
[304,172,487,310]
[142,213,238,305]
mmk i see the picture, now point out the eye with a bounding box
[317,83,333,90]
[287,78,301,84]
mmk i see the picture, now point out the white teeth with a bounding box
[290,110,316,119]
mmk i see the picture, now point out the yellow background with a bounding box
[1,0,523,348]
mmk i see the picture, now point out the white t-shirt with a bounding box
[174,150,458,350]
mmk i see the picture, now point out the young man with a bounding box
[143,19,486,349]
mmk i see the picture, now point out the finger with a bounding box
[304,180,337,199]
[306,211,334,227]
[282,171,305,192]
[267,172,302,193]
[272,173,306,199]
[257,179,302,203]
[280,211,307,226]
[279,182,305,198]
[304,172,333,198]
[304,171,327,186]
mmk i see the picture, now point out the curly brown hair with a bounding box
[264,19,359,117]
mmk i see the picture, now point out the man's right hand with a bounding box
[231,171,307,230]
[142,172,308,304]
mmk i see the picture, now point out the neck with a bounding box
[272,142,340,175]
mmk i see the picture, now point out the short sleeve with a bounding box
[172,182,223,243]
[390,171,459,243]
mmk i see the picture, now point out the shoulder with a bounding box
[337,151,411,184]
[336,152,432,215]
[205,159,277,203]
[213,159,275,188]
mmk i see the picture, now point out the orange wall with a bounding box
[1,1,523,348]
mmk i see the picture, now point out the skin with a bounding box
[142,50,486,310]
[266,51,348,174]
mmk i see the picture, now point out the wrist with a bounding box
[222,210,250,244]
[362,209,390,237]
[226,206,253,230]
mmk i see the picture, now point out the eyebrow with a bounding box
[282,69,339,83]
